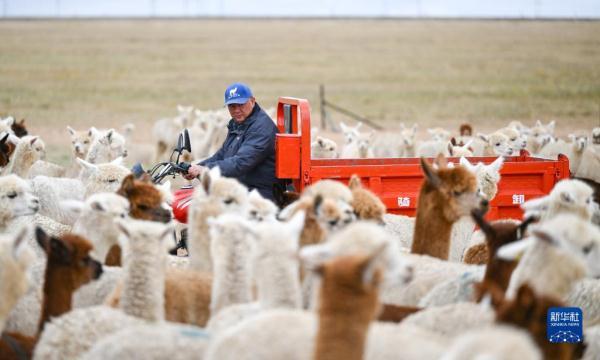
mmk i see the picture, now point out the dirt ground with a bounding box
[0,19,599,164]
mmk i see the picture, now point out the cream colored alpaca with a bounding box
[187,166,249,272]
[85,128,128,165]
[1,135,46,177]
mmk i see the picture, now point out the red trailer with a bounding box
[274,97,570,220]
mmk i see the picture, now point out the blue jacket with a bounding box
[199,103,279,201]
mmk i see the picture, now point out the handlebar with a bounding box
[136,161,193,184]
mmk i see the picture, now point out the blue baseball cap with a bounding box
[224,82,253,105]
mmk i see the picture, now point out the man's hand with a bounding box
[183,164,205,180]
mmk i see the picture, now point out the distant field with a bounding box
[0,19,599,164]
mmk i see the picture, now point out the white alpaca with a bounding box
[521,179,595,222]
[416,128,451,157]
[311,136,338,159]
[85,128,128,165]
[208,213,257,315]
[0,174,40,231]
[27,160,66,178]
[246,189,278,223]
[77,157,131,197]
[207,211,305,335]
[66,193,130,263]
[527,120,555,154]
[477,131,514,157]
[537,134,588,173]
[500,126,527,153]
[153,105,194,162]
[1,135,46,177]
[187,166,249,272]
[33,219,174,360]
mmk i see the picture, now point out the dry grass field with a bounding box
[0,19,599,164]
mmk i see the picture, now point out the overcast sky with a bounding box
[2,0,600,18]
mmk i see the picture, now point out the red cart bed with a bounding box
[274,97,570,220]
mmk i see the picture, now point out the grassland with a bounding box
[0,19,599,163]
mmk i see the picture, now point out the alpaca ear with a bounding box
[4,116,15,127]
[119,174,136,195]
[355,122,363,131]
[568,134,576,142]
[60,199,85,217]
[201,171,212,195]
[547,121,555,134]
[559,191,573,204]
[0,132,8,144]
[339,122,349,134]
[76,158,98,173]
[464,139,473,149]
[317,137,324,147]
[497,237,535,260]
[348,174,361,190]
[489,156,504,172]
[286,210,306,240]
[360,242,387,286]
[420,157,441,188]
[411,124,417,135]
[313,194,324,216]
[399,123,406,130]
[35,226,50,252]
[447,142,454,156]
[49,237,73,263]
[30,136,39,146]
[535,120,542,127]
[88,127,99,138]
[433,153,448,169]
[66,126,76,136]
[517,215,538,240]
[277,198,303,221]
[90,201,105,212]
[450,137,457,146]
[105,129,115,143]
[471,209,495,239]
[478,133,489,143]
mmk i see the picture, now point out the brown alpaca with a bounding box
[494,284,586,360]
[460,123,473,137]
[469,212,538,301]
[348,175,386,224]
[0,228,102,359]
[11,119,28,138]
[272,183,300,210]
[411,155,487,259]
[105,174,172,265]
[314,249,384,360]
[0,133,16,167]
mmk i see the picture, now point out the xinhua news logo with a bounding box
[547,307,583,344]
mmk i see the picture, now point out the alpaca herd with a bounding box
[0,109,600,360]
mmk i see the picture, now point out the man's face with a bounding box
[228,97,256,123]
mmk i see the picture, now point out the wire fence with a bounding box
[0,0,599,19]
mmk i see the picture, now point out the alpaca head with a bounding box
[522,179,595,221]
[478,132,513,157]
[302,221,413,289]
[77,157,131,196]
[459,123,473,137]
[593,127,600,145]
[460,156,503,201]
[0,174,40,225]
[10,119,27,138]
[247,189,278,223]
[307,245,386,317]
[471,210,538,255]
[348,175,386,224]
[302,179,353,205]
[420,155,487,222]
[313,194,356,233]
[529,120,555,148]
[312,136,338,158]
[498,214,600,278]
[67,126,94,158]
[400,123,418,148]
[176,105,195,123]
[88,128,128,162]
[339,121,362,144]
[568,134,588,153]
[117,174,172,223]
[35,227,103,287]
[502,127,527,152]
[18,135,46,161]
[447,138,474,157]
[0,228,35,324]
[116,218,174,259]
[198,166,249,213]
[427,127,451,141]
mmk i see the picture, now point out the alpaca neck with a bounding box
[315,289,376,360]
[188,204,220,273]
[120,252,165,321]
[38,265,76,334]
[411,188,454,259]
[211,255,253,314]
[256,261,301,309]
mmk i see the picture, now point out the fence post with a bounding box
[319,84,326,130]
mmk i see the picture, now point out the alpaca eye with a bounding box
[583,243,594,255]
[84,140,90,144]
[223,198,235,205]
[453,190,463,197]
[107,179,117,183]
[328,219,338,226]
[138,204,149,211]
[495,143,501,146]
[250,210,258,218]
[7,192,17,199]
